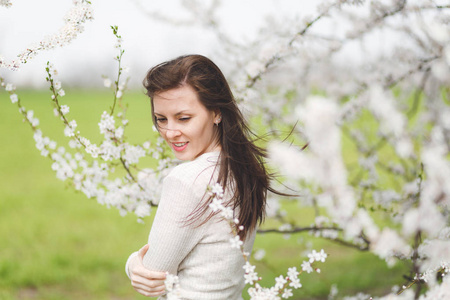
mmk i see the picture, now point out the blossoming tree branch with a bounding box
[2,0,450,299]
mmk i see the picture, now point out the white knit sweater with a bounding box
[126,152,256,299]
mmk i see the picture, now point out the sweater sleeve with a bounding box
[124,251,138,279]
[142,174,207,275]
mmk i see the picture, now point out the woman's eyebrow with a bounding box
[175,110,191,116]
[154,110,191,117]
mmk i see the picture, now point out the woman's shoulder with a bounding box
[165,152,220,191]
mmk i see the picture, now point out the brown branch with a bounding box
[407,67,431,118]
[349,136,388,186]
[245,3,338,89]
[327,237,370,251]
[257,225,342,234]
[384,56,439,88]
[413,231,423,299]
[257,225,370,251]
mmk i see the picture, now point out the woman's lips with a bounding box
[172,142,189,152]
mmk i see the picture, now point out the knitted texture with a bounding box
[127,152,255,299]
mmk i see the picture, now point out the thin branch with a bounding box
[245,3,338,89]
[384,56,439,89]
[257,225,370,251]
[257,225,342,234]
[407,67,430,118]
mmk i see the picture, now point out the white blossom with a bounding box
[60,105,70,115]
[164,273,182,300]
[248,283,279,300]
[229,235,243,249]
[0,0,12,7]
[418,275,450,300]
[5,83,15,91]
[103,78,111,88]
[115,126,124,139]
[85,143,99,158]
[134,202,150,218]
[282,288,293,298]
[368,86,406,138]
[289,277,302,289]
[209,196,224,212]
[98,111,115,137]
[211,183,224,198]
[243,261,256,273]
[254,249,266,261]
[244,270,259,285]
[4,2,450,299]
[220,206,233,220]
[54,80,62,90]
[275,275,287,290]
[371,228,412,262]
[0,1,93,70]
[142,141,150,149]
[301,261,313,273]
[245,60,265,78]
[123,145,146,165]
[10,94,18,103]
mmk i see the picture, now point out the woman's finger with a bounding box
[133,265,166,281]
[134,288,166,298]
[138,244,149,259]
[132,283,166,297]
[132,281,165,292]
[131,276,165,289]
[146,270,167,280]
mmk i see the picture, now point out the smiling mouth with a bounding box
[172,142,189,152]
[174,142,187,147]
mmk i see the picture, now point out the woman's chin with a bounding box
[173,151,194,161]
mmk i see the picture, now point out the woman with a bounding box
[125,55,275,299]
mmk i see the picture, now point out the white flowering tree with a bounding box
[2,0,450,299]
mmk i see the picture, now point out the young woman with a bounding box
[125,55,276,299]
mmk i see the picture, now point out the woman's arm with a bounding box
[127,244,167,298]
[142,174,207,274]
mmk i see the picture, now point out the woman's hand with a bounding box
[129,244,167,297]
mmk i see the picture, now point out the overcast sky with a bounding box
[0,0,315,88]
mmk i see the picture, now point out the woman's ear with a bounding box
[213,109,222,125]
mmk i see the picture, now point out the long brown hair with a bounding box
[143,54,279,240]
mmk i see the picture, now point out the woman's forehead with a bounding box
[153,85,203,114]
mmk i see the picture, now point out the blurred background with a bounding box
[0,0,312,88]
[0,1,428,299]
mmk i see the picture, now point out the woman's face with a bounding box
[153,85,221,161]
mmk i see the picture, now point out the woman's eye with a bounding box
[156,117,167,123]
[179,117,191,122]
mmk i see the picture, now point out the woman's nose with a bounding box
[164,128,181,139]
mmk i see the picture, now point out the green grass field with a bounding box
[0,89,409,299]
